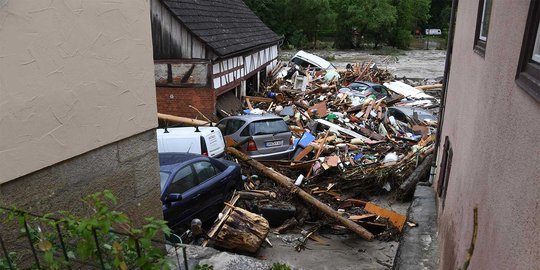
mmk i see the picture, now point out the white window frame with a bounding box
[532,23,540,63]
[478,0,491,42]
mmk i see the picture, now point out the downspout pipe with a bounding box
[430,0,459,184]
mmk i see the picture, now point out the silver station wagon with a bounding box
[217,114,294,160]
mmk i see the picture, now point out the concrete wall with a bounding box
[436,1,540,269]
[156,87,216,119]
[0,130,162,227]
[0,0,158,183]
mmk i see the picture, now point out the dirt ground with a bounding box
[280,49,446,80]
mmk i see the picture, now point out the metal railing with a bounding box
[0,206,190,270]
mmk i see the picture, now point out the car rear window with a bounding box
[250,119,289,136]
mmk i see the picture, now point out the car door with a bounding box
[161,165,203,232]
[188,160,231,223]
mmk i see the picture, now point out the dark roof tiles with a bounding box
[161,0,281,57]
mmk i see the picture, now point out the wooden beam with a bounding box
[227,147,375,241]
[157,113,212,126]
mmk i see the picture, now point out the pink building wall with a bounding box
[436,1,540,269]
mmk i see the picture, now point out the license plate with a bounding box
[265,140,282,147]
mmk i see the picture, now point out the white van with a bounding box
[156,127,226,158]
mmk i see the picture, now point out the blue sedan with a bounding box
[159,153,243,233]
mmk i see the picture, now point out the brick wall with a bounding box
[156,87,216,119]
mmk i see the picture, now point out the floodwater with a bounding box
[281,49,446,80]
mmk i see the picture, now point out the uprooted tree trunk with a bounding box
[227,147,375,241]
[398,154,434,201]
[213,207,269,253]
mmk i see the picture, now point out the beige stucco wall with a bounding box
[0,0,158,183]
[436,1,540,269]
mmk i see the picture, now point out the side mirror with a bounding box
[163,193,182,203]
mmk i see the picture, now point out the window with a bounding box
[223,119,245,135]
[159,171,171,190]
[516,1,540,102]
[167,166,197,194]
[250,119,290,136]
[437,137,453,209]
[474,0,492,55]
[240,126,250,136]
[193,161,219,182]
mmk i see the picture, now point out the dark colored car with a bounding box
[217,114,295,160]
[159,153,243,233]
[387,106,437,124]
[347,81,397,99]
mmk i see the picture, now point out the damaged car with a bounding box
[217,114,295,160]
[159,152,243,233]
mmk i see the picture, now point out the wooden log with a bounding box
[157,113,212,126]
[237,191,272,200]
[214,207,269,253]
[245,97,254,110]
[227,147,375,241]
[398,154,434,200]
[203,194,240,247]
[415,84,443,90]
[273,218,298,234]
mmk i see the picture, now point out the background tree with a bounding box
[245,0,443,50]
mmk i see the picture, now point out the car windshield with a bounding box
[251,119,289,136]
[349,83,370,92]
[159,171,170,190]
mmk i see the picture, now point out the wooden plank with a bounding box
[348,214,376,221]
[364,202,407,231]
[293,145,314,162]
[245,96,273,103]
[415,84,443,90]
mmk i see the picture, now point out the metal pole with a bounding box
[55,223,71,269]
[23,218,41,269]
[0,232,14,270]
[182,246,188,270]
[91,228,106,269]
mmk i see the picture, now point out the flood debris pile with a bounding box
[203,57,441,254]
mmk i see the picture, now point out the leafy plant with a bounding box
[0,190,173,270]
[195,264,215,270]
[270,262,292,270]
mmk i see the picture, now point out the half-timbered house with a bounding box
[150,0,282,119]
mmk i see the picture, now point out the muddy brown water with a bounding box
[280,49,446,80]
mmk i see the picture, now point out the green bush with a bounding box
[0,190,172,270]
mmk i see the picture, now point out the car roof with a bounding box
[221,114,282,122]
[292,50,334,70]
[159,152,203,168]
[156,126,219,136]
